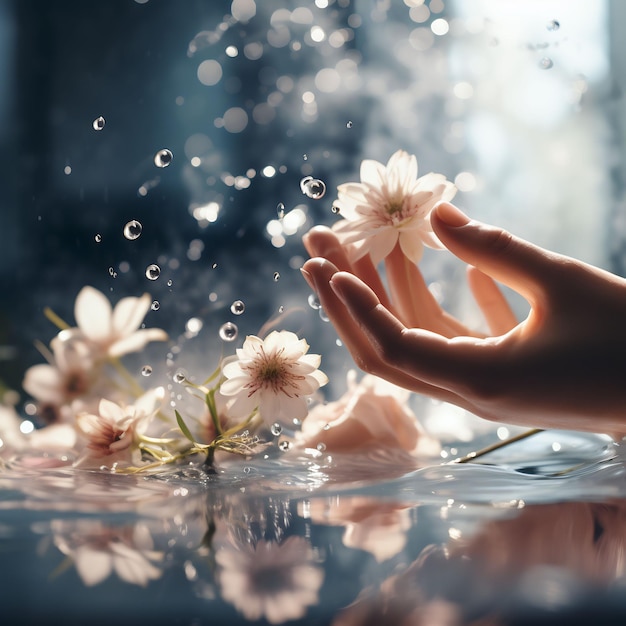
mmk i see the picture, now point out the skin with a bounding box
[302,202,626,436]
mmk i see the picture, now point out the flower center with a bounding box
[245,348,305,397]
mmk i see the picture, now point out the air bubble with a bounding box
[278,305,284,313]
[273,272,280,281]
[278,440,291,451]
[300,176,326,199]
[108,267,117,278]
[141,365,153,377]
[151,300,160,311]
[243,466,252,474]
[271,423,283,436]
[546,19,560,31]
[539,57,553,69]
[94,234,102,242]
[316,442,326,452]
[319,308,330,322]
[307,293,321,310]
[167,279,173,287]
[230,300,245,315]
[277,202,285,219]
[331,205,340,214]
[173,369,187,384]
[145,264,161,280]
[154,149,173,168]
[92,116,105,131]
[123,220,142,240]
[346,120,353,128]
[219,322,238,342]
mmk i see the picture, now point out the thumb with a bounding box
[431,202,560,303]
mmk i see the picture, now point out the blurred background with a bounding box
[0,0,623,437]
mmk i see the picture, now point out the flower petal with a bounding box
[74,286,113,342]
[112,294,152,337]
[398,231,425,264]
[108,329,168,358]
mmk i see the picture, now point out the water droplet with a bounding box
[319,308,330,322]
[243,466,252,474]
[346,120,353,128]
[278,440,291,451]
[92,116,105,131]
[323,423,331,431]
[108,267,117,278]
[94,233,102,242]
[301,177,326,200]
[151,300,160,311]
[546,19,560,31]
[539,57,553,69]
[230,300,245,315]
[277,202,285,219]
[271,423,282,436]
[123,220,142,240]
[278,305,284,313]
[145,264,161,280]
[316,442,326,452]
[154,149,173,168]
[167,279,173,287]
[303,154,308,161]
[307,293,321,310]
[219,322,238,342]
[141,365,153,377]
[173,369,187,384]
[331,205,340,214]
[273,272,280,281]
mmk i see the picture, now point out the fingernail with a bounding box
[329,278,346,303]
[435,202,470,227]
[300,267,315,290]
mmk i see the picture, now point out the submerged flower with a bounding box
[73,286,168,358]
[74,388,164,468]
[220,330,328,426]
[332,149,456,264]
[297,371,439,456]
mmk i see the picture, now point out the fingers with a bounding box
[301,259,478,409]
[467,266,519,335]
[327,270,498,394]
[384,242,479,337]
[303,226,393,310]
[431,203,559,305]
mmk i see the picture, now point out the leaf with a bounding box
[175,410,197,443]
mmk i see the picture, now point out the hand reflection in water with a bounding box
[333,499,626,626]
[303,203,626,436]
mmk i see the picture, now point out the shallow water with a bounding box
[2,430,626,625]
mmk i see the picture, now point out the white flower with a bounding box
[332,149,456,264]
[74,388,164,468]
[73,286,168,358]
[22,331,105,416]
[215,536,324,624]
[220,330,328,426]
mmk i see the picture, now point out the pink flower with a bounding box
[332,150,456,264]
[297,371,439,456]
[74,388,164,468]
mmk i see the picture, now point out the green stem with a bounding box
[452,428,544,464]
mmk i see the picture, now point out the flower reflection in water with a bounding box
[52,520,163,587]
[214,533,324,624]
